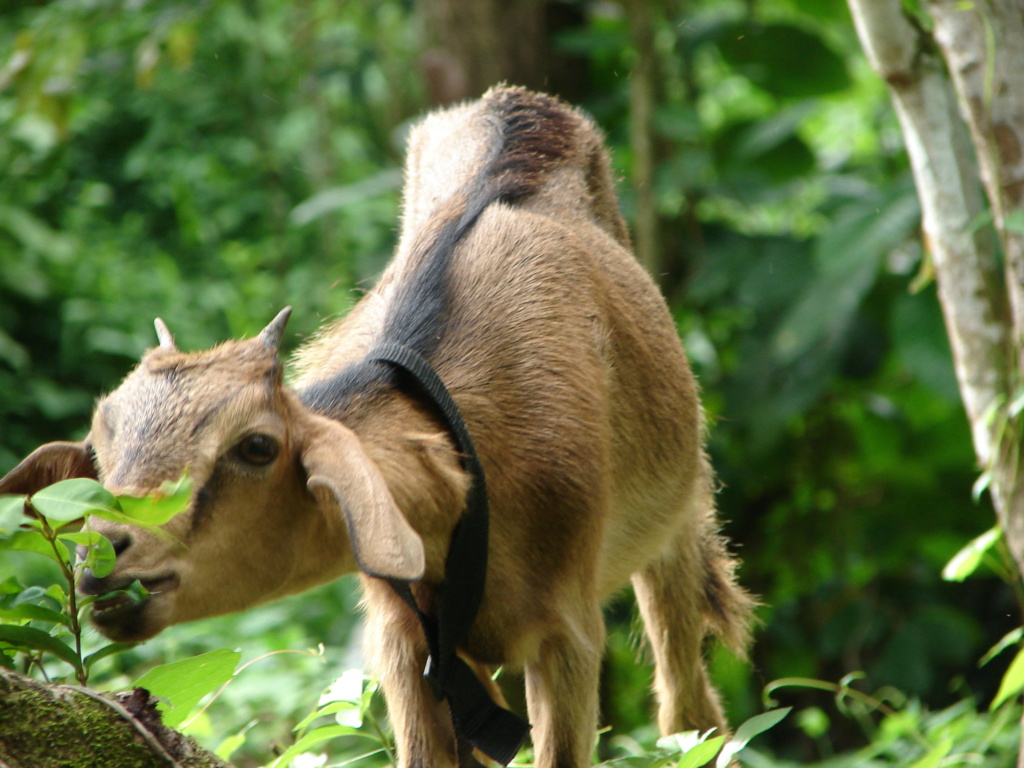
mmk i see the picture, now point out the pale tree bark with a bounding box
[847,0,1011,459]
[924,1,1024,591]
[848,0,1024,760]
[927,0,1024,356]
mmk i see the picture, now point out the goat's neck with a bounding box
[349,390,471,584]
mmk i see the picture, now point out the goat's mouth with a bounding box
[84,574,179,640]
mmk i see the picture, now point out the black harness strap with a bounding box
[366,341,531,766]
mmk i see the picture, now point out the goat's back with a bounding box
[292,88,709,659]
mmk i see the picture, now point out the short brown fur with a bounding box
[0,87,753,768]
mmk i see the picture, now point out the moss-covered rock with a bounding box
[0,669,230,768]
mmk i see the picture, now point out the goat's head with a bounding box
[0,309,425,642]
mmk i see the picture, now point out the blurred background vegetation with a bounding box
[0,0,1018,765]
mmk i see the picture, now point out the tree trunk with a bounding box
[418,0,547,105]
[847,0,1024,761]
[847,0,1009,455]
[927,0,1024,358]
[924,0,1024,582]
[0,669,229,768]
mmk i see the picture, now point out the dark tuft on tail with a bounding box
[701,532,758,658]
[302,87,584,414]
[483,87,577,203]
[379,87,579,358]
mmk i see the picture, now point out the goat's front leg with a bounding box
[524,602,605,768]
[361,579,458,768]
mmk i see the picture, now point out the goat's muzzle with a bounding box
[77,565,179,641]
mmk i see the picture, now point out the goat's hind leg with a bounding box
[524,601,605,768]
[631,521,752,737]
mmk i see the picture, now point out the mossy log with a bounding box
[0,668,230,768]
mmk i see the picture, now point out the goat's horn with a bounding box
[258,307,293,351]
[153,318,178,351]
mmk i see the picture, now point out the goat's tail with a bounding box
[481,86,631,247]
[700,527,758,658]
[383,86,633,354]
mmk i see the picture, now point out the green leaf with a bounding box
[678,735,725,768]
[0,529,69,564]
[943,527,1001,582]
[270,724,368,768]
[1008,388,1024,418]
[907,737,952,768]
[991,645,1024,709]
[11,586,64,613]
[0,578,22,598]
[966,208,995,234]
[973,470,993,502]
[0,603,69,627]
[118,473,193,526]
[658,730,714,753]
[294,700,360,732]
[87,508,182,547]
[713,106,818,196]
[60,530,116,578]
[215,720,257,762]
[132,648,240,727]
[316,668,367,727]
[291,169,403,226]
[716,707,791,767]
[30,479,121,522]
[0,624,81,671]
[84,642,137,671]
[981,627,1023,667]
[0,496,28,537]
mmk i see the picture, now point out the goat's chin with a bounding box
[90,595,169,642]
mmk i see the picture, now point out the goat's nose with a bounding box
[109,532,132,556]
[75,532,131,565]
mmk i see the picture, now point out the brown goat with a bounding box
[0,87,753,768]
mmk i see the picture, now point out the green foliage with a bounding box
[0,476,189,684]
[133,649,242,728]
[753,676,1020,768]
[0,0,1020,765]
[0,0,419,470]
[597,708,789,768]
[713,23,851,100]
[266,669,393,768]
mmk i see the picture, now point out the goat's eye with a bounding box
[235,434,279,466]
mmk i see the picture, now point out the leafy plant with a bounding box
[760,675,1019,768]
[267,668,394,768]
[941,526,1024,713]
[594,708,790,768]
[0,475,189,684]
[265,681,788,768]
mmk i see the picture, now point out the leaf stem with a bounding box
[36,512,87,685]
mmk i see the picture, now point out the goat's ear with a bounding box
[0,441,97,496]
[301,417,425,581]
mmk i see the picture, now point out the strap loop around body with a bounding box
[367,342,531,765]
